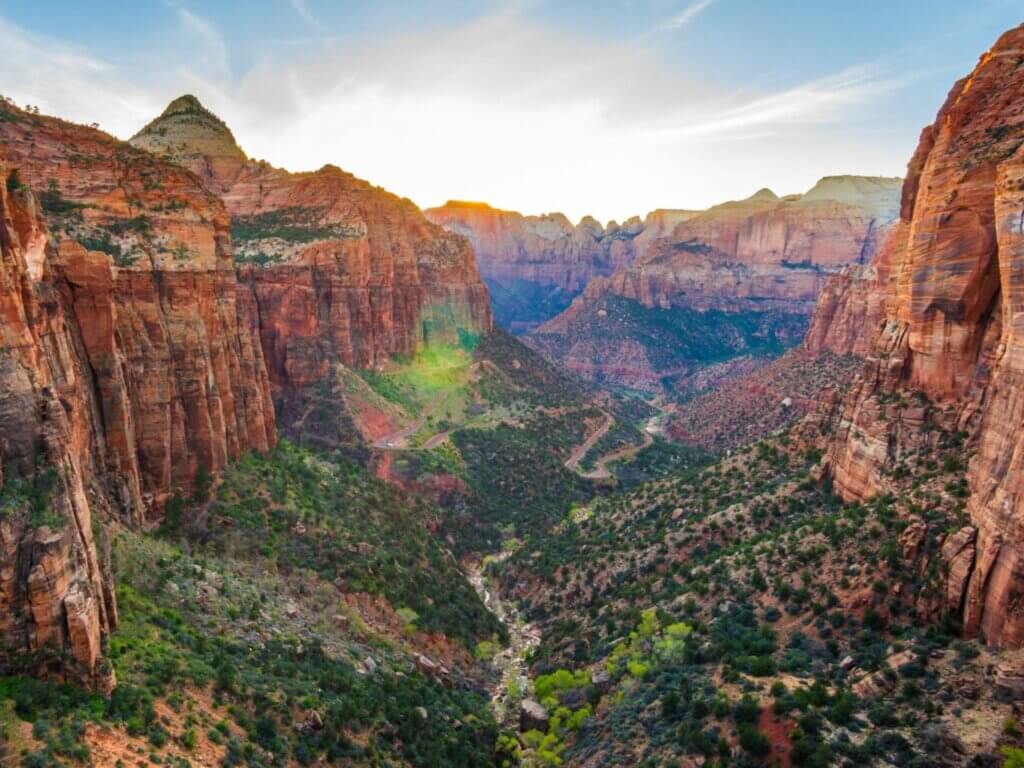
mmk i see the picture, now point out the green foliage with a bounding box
[39,179,84,217]
[231,206,361,245]
[530,295,808,390]
[534,669,590,703]
[182,440,504,646]
[5,168,23,193]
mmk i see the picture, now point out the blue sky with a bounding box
[1,1,1021,221]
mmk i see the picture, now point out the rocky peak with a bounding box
[130,94,247,192]
[799,175,902,219]
[747,187,779,202]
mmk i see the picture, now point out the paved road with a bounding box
[372,392,448,450]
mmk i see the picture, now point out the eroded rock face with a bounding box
[0,102,277,516]
[525,177,900,390]
[0,158,115,690]
[824,24,1024,646]
[424,201,653,292]
[132,99,492,443]
[570,177,901,316]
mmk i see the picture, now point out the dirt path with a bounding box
[564,411,614,471]
[572,402,674,479]
[421,430,451,449]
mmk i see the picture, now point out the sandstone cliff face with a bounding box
[0,102,278,517]
[528,177,900,390]
[424,201,652,293]
[572,177,901,316]
[804,226,907,356]
[824,24,1024,647]
[0,156,115,691]
[132,98,492,443]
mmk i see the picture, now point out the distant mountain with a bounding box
[526,175,902,393]
[425,200,700,332]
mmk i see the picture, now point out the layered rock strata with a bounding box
[823,24,1024,647]
[133,97,493,442]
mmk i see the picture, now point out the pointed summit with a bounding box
[130,95,247,192]
[747,187,779,202]
[160,93,214,117]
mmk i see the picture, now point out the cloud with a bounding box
[165,2,231,80]
[638,63,922,145]
[0,16,160,135]
[289,0,318,27]
[0,6,918,221]
[662,0,717,31]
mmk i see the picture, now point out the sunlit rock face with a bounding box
[0,152,116,691]
[424,201,653,292]
[523,176,901,390]
[132,97,493,442]
[823,23,1024,647]
[0,102,278,519]
[424,201,674,332]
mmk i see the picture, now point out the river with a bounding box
[466,554,540,726]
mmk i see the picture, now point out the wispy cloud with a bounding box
[289,0,318,27]
[0,16,159,135]
[666,64,916,141]
[662,0,717,31]
[0,6,921,220]
[165,2,230,79]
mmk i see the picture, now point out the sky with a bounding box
[0,1,1021,222]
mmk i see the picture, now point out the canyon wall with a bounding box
[423,201,654,293]
[0,157,116,690]
[133,97,492,442]
[0,94,493,683]
[527,177,901,391]
[568,177,901,317]
[823,24,1024,646]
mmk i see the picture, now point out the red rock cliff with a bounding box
[0,102,277,518]
[567,177,901,317]
[527,177,900,390]
[0,155,116,690]
[424,201,657,292]
[823,24,1024,647]
[132,97,492,443]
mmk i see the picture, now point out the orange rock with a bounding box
[823,23,1024,647]
[425,201,651,292]
[528,177,900,387]
[132,98,492,444]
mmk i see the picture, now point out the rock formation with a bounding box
[528,176,901,390]
[0,102,278,518]
[823,24,1024,647]
[133,97,492,442]
[0,152,116,691]
[0,92,496,685]
[424,201,648,293]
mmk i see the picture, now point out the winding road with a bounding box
[564,411,614,472]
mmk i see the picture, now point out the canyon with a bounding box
[525,176,901,391]
[424,201,698,332]
[0,95,491,687]
[2,15,1024,768]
